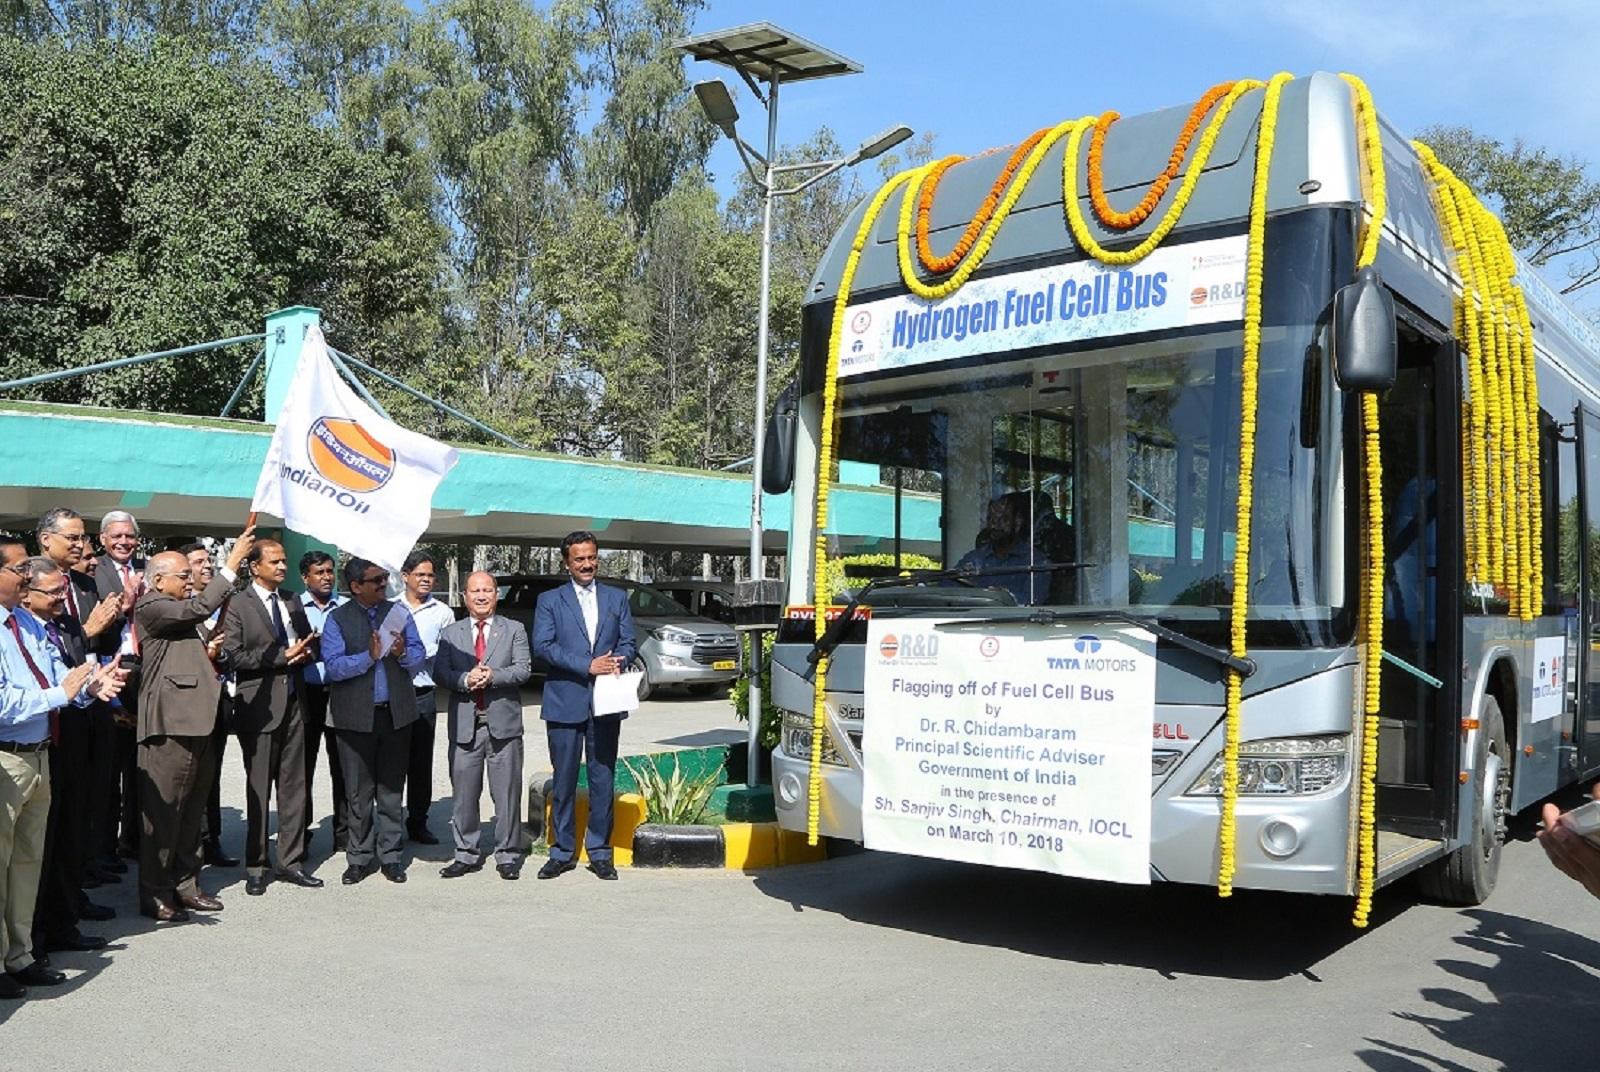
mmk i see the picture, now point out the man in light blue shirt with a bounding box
[0,551,119,998]
[297,551,347,851]
[399,551,455,845]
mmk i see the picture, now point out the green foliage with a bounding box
[731,630,778,750]
[624,752,721,825]
[1419,124,1600,294]
[823,552,943,601]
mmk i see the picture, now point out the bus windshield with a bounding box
[812,313,1351,648]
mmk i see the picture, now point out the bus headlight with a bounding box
[780,709,845,767]
[1184,735,1348,796]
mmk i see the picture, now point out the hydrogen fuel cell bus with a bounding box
[762,72,1600,903]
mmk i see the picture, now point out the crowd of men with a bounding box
[0,509,637,1000]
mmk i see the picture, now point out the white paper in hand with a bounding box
[594,671,642,715]
[376,603,409,656]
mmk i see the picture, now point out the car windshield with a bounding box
[628,586,692,617]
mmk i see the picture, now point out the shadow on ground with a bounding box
[1354,909,1599,1071]
[752,849,1410,981]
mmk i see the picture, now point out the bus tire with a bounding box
[1417,697,1510,905]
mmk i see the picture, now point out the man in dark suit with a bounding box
[222,539,321,896]
[92,511,146,868]
[530,531,637,881]
[19,557,111,957]
[322,558,425,886]
[132,526,255,921]
[181,541,238,868]
[435,571,532,880]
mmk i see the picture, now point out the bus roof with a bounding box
[803,71,1600,390]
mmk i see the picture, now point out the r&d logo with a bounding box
[878,631,938,664]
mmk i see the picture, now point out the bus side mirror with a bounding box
[761,381,799,495]
[1330,266,1397,392]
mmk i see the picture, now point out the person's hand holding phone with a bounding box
[1539,786,1600,900]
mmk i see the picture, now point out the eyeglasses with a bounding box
[358,574,389,587]
[155,570,193,582]
[1,563,27,576]
[27,585,68,597]
[46,532,87,545]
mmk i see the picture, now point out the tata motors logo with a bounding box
[1075,635,1102,654]
[308,417,395,493]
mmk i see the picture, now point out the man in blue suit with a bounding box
[531,532,637,881]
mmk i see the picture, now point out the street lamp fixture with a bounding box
[676,22,910,788]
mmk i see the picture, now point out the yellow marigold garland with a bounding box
[808,169,920,844]
[1341,71,1388,928]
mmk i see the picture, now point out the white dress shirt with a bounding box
[252,583,300,643]
[405,594,457,688]
[572,580,598,648]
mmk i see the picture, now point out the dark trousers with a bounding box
[33,709,91,944]
[302,684,347,844]
[109,718,139,855]
[202,704,228,847]
[138,733,217,909]
[335,704,412,869]
[237,697,309,877]
[85,705,115,863]
[545,715,621,864]
[405,687,436,833]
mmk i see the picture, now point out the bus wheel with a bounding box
[1418,696,1510,905]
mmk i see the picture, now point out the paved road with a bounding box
[3,690,1595,1071]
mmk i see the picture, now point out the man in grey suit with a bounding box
[434,572,532,880]
[132,525,254,922]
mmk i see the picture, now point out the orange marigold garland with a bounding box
[914,128,1051,275]
[1089,81,1236,231]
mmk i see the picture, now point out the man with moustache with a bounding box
[297,552,346,851]
[434,571,532,879]
[399,551,455,846]
[17,557,111,959]
[133,525,255,921]
[222,540,320,895]
[0,546,122,997]
[322,558,425,885]
[530,532,637,882]
[93,510,146,871]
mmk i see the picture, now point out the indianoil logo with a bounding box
[307,417,395,493]
[878,634,900,659]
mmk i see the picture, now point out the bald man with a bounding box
[132,527,254,922]
[433,572,532,879]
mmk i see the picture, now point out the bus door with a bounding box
[1375,323,1462,837]
[1577,409,1600,775]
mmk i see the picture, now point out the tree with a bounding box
[0,36,442,417]
[1419,124,1600,294]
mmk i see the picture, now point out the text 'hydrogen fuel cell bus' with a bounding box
[761,71,1600,909]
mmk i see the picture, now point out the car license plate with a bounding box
[713,659,736,671]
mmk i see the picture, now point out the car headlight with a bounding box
[780,709,845,767]
[1185,734,1349,796]
[652,626,697,645]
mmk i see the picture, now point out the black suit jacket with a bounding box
[223,585,312,735]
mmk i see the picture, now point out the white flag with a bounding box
[251,325,459,570]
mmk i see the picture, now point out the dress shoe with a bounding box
[497,862,521,881]
[0,974,25,999]
[203,841,239,868]
[141,900,190,923]
[341,864,373,886]
[78,900,115,922]
[277,869,324,889]
[245,875,269,897]
[9,962,65,987]
[380,863,407,884]
[536,858,576,880]
[179,890,224,912]
[439,860,482,879]
[42,931,107,953]
[99,855,129,874]
[587,859,619,881]
[33,952,49,968]
[407,824,440,846]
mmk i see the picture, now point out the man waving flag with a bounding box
[252,326,459,570]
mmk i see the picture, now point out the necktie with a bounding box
[63,577,79,620]
[45,620,65,658]
[269,592,288,645]
[6,616,59,745]
[473,620,487,711]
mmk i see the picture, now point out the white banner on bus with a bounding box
[861,619,1155,884]
[839,235,1247,379]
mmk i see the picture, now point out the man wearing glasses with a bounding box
[92,510,146,873]
[322,559,426,885]
[0,546,123,997]
[132,526,255,922]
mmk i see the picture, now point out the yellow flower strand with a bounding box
[808,169,920,844]
[1341,72,1388,929]
[1063,80,1266,266]
[895,120,1083,300]
[1214,72,1293,897]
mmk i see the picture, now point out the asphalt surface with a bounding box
[3,689,1595,1071]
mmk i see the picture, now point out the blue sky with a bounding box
[686,0,1600,305]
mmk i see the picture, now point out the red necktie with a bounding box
[63,577,79,620]
[473,621,487,711]
[6,615,59,744]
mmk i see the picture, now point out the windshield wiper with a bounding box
[944,608,1255,677]
[805,562,1094,666]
